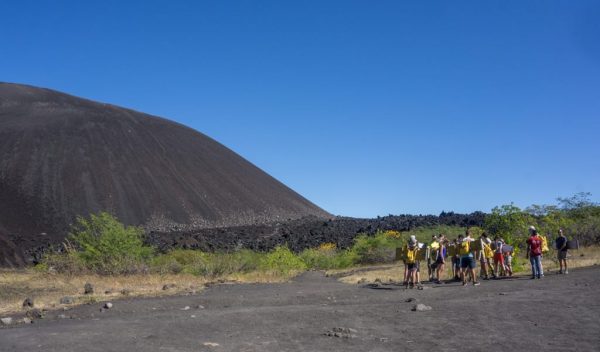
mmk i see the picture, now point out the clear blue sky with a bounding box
[2,1,599,217]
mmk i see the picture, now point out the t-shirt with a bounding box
[527,235,542,257]
[494,241,503,254]
[555,236,568,251]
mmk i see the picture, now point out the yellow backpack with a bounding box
[483,242,494,258]
[404,247,418,264]
[459,240,470,256]
[541,235,549,253]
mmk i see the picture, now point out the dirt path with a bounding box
[1,267,599,352]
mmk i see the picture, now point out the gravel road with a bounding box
[1,266,599,352]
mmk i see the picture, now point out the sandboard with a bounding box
[566,239,579,250]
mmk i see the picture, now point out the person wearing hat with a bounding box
[403,235,420,288]
[526,226,544,279]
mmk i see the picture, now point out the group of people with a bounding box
[401,226,571,288]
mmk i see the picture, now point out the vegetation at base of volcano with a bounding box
[37,193,600,276]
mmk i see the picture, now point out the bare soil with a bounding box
[1,266,599,352]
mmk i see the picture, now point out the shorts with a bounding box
[493,253,504,264]
[504,256,512,265]
[557,251,568,260]
[407,262,419,271]
[460,256,476,269]
[435,257,445,265]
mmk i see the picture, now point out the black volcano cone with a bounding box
[0,83,329,266]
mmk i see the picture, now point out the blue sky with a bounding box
[2,1,599,217]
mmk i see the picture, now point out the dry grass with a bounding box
[0,269,296,315]
[330,246,600,284]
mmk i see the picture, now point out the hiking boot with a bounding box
[564,270,569,274]
[462,281,467,286]
[530,276,536,280]
[558,270,563,274]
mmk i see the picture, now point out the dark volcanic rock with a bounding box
[84,283,94,295]
[146,212,486,253]
[0,83,330,265]
[22,298,34,308]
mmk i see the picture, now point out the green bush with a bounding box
[150,249,263,277]
[40,251,88,274]
[67,212,154,274]
[260,246,306,273]
[350,232,397,264]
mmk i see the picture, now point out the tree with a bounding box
[484,203,533,246]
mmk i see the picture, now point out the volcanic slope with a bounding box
[0,83,329,265]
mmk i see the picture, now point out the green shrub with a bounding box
[68,212,154,274]
[350,232,397,264]
[150,249,263,277]
[260,246,306,273]
[300,248,334,269]
[41,251,87,274]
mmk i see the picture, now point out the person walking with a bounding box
[526,226,544,279]
[555,229,569,274]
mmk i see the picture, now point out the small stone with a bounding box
[405,298,416,302]
[23,317,33,324]
[412,304,432,312]
[58,314,67,319]
[22,298,34,308]
[84,283,94,295]
[181,306,191,311]
[325,327,358,338]
[0,317,13,325]
[374,278,382,283]
[103,302,113,309]
[357,278,367,284]
[162,284,176,291]
[104,289,113,294]
[60,296,75,304]
[499,292,507,296]
[26,309,44,320]
[202,342,220,347]
[120,289,131,295]
[196,305,205,309]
